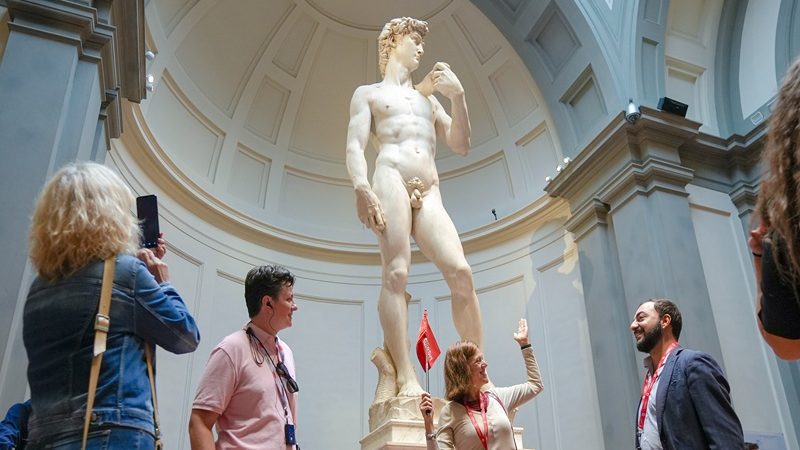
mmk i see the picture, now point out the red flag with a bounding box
[416,310,441,372]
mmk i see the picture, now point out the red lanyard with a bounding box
[463,392,489,450]
[638,342,678,429]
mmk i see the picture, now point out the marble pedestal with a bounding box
[360,397,530,449]
[360,418,530,450]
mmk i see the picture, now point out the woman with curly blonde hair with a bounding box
[419,319,543,449]
[23,162,200,449]
[750,57,800,360]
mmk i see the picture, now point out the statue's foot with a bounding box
[397,380,426,397]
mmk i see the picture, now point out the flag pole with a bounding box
[425,359,430,393]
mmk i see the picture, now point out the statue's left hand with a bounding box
[431,62,464,99]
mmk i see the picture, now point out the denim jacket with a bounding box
[23,254,200,443]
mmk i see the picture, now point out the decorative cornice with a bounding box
[729,180,759,219]
[564,198,609,242]
[679,120,767,192]
[6,0,146,145]
[598,157,694,212]
[112,0,146,103]
[6,0,113,62]
[546,106,699,209]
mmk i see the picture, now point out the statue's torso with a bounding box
[369,84,439,191]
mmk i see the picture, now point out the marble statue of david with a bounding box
[346,17,485,399]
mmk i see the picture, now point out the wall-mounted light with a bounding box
[145,50,156,61]
[625,98,641,124]
[146,73,155,92]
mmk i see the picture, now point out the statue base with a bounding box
[360,418,428,450]
[368,396,446,432]
[360,417,531,450]
[361,396,531,449]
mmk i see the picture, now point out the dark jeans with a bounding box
[26,427,155,450]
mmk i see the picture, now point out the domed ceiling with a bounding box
[138,0,563,255]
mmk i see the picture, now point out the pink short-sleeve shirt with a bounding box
[192,324,297,450]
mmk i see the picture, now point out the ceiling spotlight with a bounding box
[146,74,155,84]
[563,157,571,165]
[545,176,552,183]
[556,164,563,173]
[145,50,156,61]
[625,98,641,124]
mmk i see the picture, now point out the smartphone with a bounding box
[136,195,160,249]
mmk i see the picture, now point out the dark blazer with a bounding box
[636,347,744,449]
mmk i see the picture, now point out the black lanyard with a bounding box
[246,328,292,421]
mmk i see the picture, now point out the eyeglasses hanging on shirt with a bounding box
[245,327,300,393]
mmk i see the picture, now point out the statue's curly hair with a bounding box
[757,57,800,281]
[377,17,428,77]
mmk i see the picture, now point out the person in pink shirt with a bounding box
[189,265,300,449]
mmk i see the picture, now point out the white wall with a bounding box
[738,0,780,118]
[688,184,798,450]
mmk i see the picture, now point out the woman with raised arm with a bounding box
[419,319,543,449]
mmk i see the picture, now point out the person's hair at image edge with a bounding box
[443,340,480,403]
[642,298,683,340]
[29,162,139,281]
[244,265,295,318]
[756,56,800,279]
[377,17,428,77]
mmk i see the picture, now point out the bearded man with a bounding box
[630,299,744,449]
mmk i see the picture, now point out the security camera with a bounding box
[625,99,641,124]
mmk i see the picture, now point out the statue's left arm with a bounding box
[429,62,471,155]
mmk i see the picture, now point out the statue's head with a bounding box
[378,17,428,77]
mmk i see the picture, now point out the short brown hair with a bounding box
[648,298,683,340]
[443,340,479,402]
[245,265,295,318]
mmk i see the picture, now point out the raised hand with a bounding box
[431,62,464,99]
[513,318,529,347]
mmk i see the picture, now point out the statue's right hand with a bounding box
[355,187,386,233]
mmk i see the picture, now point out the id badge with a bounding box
[285,423,297,445]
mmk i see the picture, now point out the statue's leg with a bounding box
[373,170,424,397]
[413,187,484,348]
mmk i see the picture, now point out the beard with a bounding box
[636,324,662,353]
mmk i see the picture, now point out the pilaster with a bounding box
[547,107,726,450]
[0,0,145,411]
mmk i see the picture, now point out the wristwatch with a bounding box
[426,432,436,441]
